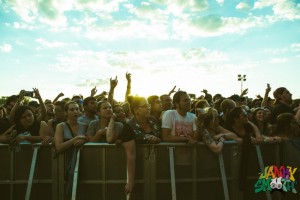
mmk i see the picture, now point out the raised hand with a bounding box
[168,85,177,95]
[33,88,40,99]
[241,88,248,96]
[58,92,64,97]
[91,86,97,97]
[201,89,208,94]
[126,72,131,82]
[266,83,271,93]
[110,76,118,89]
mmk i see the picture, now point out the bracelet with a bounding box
[218,137,225,143]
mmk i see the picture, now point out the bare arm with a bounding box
[161,128,188,142]
[9,90,25,123]
[39,121,50,137]
[261,83,271,107]
[295,107,300,122]
[54,123,86,153]
[52,92,64,104]
[33,88,47,121]
[106,114,121,143]
[161,128,197,144]
[108,76,118,107]
[123,139,136,195]
[248,121,263,139]
[47,119,54,137]
[215,126,239,140]
[168,85,177,96]
[202,129,224,154]
[94,91,108,102]
[86,122,104,142]
[0,125,15,143]
[10,121,49,146]
[125,72,131,102]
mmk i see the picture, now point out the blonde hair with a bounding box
[197,107,218,129]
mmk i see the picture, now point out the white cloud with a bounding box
[130,2,170,23]
[254,0,300,21]
[173,14,266,38]
[85,19,170,40]
[13,22,35,30]
[0,44,12,52]
[189,0,209,12]
[35,38,67,49]
[236,2,251,11]
[9,0,37,23]
[7,0,67,26]
[263,48,288,54]
[151,0,209,13]
[216,0,224,6]
[291,43,300,52]
[269,57,288,63]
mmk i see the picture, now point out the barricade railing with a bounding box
[0,143,53,200]
[1,141,295,200]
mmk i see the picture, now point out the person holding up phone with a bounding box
[9,88,47,123]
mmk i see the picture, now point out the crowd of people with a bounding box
[0,72,299,199]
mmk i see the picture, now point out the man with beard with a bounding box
[161,91,197,144]
[77,96,98,125]
[161,90,198,182]
[270,87,297,124]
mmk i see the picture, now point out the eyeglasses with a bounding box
[139,104,151,108]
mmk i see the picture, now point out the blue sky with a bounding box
[1,0,300,101]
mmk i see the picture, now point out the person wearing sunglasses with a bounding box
[118,95,161,198]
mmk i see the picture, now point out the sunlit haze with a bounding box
[1,0,300,102]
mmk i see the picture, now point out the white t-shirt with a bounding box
[162,110,197,165]
[162,110,197,137]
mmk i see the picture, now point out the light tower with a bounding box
[237,74,246,94]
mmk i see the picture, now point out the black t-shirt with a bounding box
[0,118,11,133]
[226,122,254,144]
[118,116,161,143]
[16,120,41,136]
[271,103,294,124]
[118,123,138,143]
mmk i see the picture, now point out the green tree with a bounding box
[0,96,7,106]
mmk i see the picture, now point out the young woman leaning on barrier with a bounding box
[113,103,130,124]
[86,101,123,143]
[53,101,88,199]
[117,96,161,198]
[53,101,87,153]
[249,106,281,143]
[0,105,51,147]
[195,107,240,154]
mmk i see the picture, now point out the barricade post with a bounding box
[168,146,177,200]
[25,146,39,200]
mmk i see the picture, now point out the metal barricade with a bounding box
[0,143,53,200]
[0,142,292,200]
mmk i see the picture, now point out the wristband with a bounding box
[218,137,225,143]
